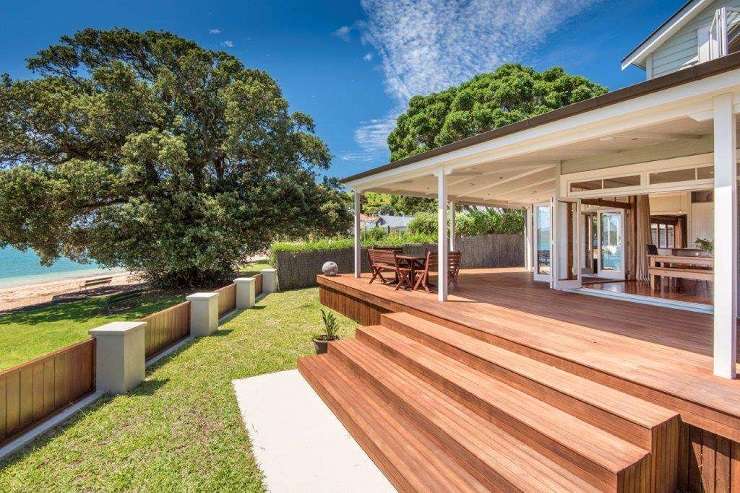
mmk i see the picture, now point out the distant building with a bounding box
[371,215,414,233]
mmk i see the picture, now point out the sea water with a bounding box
[0,246,121,288]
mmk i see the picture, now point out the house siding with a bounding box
[651,0,740,78]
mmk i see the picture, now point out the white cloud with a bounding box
[360,0,599,103]
[221,40,235,48]
[209,28,222,35]
[349,0,600,161]
[332,25,352,42]
[349,116,398,162]
[363,52,374,62]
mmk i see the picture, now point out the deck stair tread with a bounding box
[300,353,600,492]
[334,336,649,488]
[380,311,679,433]
[298,356,492,493]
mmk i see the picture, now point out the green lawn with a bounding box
[0,287,357,491]
[0,291,185,370]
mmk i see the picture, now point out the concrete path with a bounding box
[233,369,395,493]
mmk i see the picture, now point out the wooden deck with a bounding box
[318,268,740,430]
[307,268,740,491]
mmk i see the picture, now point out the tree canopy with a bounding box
[387,64,608,161]
[0,29,350,286]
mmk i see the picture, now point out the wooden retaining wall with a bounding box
[319,282,740,492]
[216,283,236,317]
[0,273,264,448]
[140,301,191,358]
[0,339,95,444]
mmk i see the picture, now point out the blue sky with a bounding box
[1,1,684,179]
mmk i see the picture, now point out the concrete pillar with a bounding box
[261,268,278,293]
[353,190,362,278]
[235,277,256,309]
[186,292,219,337]
[712,93,737,379]
[436,169,449,302]
[89,321,146,395]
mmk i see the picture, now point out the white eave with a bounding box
[621,0,712,71]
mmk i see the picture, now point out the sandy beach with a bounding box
[0,272,141,312]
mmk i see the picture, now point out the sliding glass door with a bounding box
[553,199,582,289]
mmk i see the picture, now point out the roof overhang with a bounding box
[342,53,740,206]
[621,0,711,70]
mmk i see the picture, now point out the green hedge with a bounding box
[409,209,524,236]
[269,231,437,264]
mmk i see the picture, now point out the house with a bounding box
[301,3,740,492]
[373,214,414,232]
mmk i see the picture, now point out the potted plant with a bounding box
[313,309,339,354]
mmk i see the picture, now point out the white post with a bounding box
[186,292,219,337]
[89,322,146,394]
[712,93,737,379]
[234,277,256,309]
[449,201,456,252]
[436,170,449,301]
[353,190,362,278]
[261,268,277,293]
[525,205,533,272]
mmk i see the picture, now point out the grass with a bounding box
[0,290,184,370]
[0,287,357,491]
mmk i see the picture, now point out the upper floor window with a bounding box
[701,7,740,62]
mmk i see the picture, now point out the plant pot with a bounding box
[313,336,339,354]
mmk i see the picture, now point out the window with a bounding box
[649,168,696,185]
[651,223,675,248]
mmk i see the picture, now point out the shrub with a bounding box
[408,212,438,235]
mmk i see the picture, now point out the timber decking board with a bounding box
[301,352,600,492]
[332,335,649,490]
[317,269,740,439]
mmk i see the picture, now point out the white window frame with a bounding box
[561,152,732,199]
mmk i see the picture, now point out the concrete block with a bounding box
[261,268,278,293]
[186,292,219,337]
[89,321,146,394]
[235,277,256,309]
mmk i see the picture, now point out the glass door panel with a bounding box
[533,203,551,282]
[554,199,581,289]
[597,210,625,280]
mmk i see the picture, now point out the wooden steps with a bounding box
[299,311,681,492]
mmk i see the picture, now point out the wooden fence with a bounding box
[140,301,191,358]
[216,283,236,317]
[254,273,263,296]
[0,272,265,447]
[0,338,95,445]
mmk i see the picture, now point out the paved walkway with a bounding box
[232,369,394,493]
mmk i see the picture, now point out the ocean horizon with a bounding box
[0,246,123,288]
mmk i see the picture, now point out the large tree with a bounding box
[0,29,350,287]
[388,64,608,161]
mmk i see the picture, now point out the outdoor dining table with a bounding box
[395,254,427,289]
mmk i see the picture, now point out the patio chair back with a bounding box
[368,248,403,284]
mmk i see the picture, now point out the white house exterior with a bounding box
[341,2,740,378]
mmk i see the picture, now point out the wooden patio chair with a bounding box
[368,248,402,284]
[414,250,462,292]
[448,251,462,289]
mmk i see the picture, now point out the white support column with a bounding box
[525,205,534,272]
[436,170,449,302]
[449,201,456,252]
[712,93,737,379]
[353,190,362,278]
